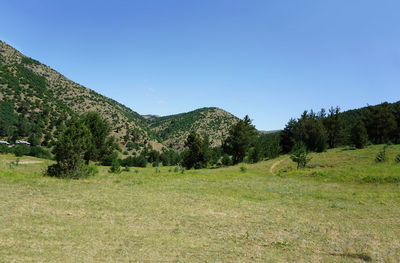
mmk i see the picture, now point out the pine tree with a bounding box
[82,112,115,165]
[365,103,397,144]
[323,106,344,148]
[223,115,258,164]
[350,120,368,149]
[182,131,210,169]
[46,117,91,179]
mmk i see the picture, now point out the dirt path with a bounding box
[7,160,43,165]
[269,158,286,175]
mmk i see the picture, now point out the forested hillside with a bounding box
[146,107,239,150]
[0,41,161,152]
[280,101,400,154]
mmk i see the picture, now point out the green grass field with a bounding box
[0,145,399,262]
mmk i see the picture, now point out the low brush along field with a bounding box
[0,145,399,262]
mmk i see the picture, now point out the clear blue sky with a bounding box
[2,0,399,130]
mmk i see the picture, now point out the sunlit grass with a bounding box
[0,146,399,262]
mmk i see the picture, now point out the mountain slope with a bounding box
[0,40,160,150]
[146,107,239,150]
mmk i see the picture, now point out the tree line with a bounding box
[2,101,398,179]
[280,102,400,153]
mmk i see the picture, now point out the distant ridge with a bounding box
[147,107,239,151]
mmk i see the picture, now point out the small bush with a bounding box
[395,154,400,163]
[0,144,9,154]
[375,145,388,162]
[109,158,121,174]
[84,164,99,177]
[121,155,147,168]
[46,163,97,179]
[290,142,312,169]
[174,164,185,173]
[361,175,400,184]
[222,154,232,166]
[29,146,51,159]
[240,166,247,173]
[12,144,30,157]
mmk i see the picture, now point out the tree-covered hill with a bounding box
[146,107,240,150]
[0,40,160,151]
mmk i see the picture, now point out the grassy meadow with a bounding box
[0,145,399,262]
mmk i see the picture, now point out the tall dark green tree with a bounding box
[81,112,116,165]
[259,133,282,159]
[365,103,397,144]
[298,110,328,152]
[46,117,91,179]
[323,106,344,148]
[280,118,298,153]
[281,111,328,153]
[182,131,210,169]
[223,115,258,164]
[350,120,368,149]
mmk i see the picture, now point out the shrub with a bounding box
[0,144,9,154]
[174,164,185,174]
[29,146,51,159]
[101,151,118,166]
[290,142,312,169]
[395,154,400,163]
[109,158,121,174]
[120,155,147,167]
[46,163,97,179]
[84,164,99,177]
[240,166,247,173]
[375,145,388,162]
[13,144,30,157]
[221,154,232,166]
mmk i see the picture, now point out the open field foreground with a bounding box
[1,145,400,262]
